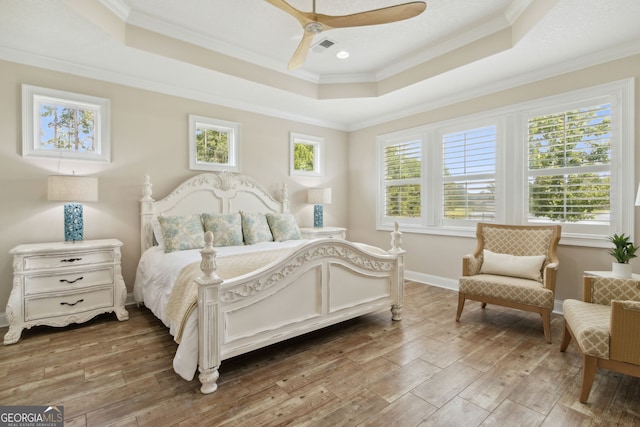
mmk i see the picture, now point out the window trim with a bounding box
[517,80,634,247]
[188,115,241,172]
[289,132,324,177]
[438,120,502,228]
[377,129,427,230]
[22,84,111,162]
[375,79,634,247]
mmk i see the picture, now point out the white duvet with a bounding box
[133,240,308,380]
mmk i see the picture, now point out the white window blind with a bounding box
[376,80,631,244]
[383,139,422,219]
[528,104,611,225]
[442,126,496,222]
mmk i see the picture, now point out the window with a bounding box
[380,136,423,225]
[442,125,496,224]
[376,79,633,246]
[22,85,110,162]
[290,133,324,177]
[527,104,611,230]
[189,115,240,172]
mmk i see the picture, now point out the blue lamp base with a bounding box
[64,203,84,242]
[313,204,323,228]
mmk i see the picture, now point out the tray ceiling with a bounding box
[0,0,639,130]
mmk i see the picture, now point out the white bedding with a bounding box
[133,240,309,380]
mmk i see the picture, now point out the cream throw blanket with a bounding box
[166,248,293,343]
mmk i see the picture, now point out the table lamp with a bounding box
[307,187,331,228]
[48,175,98,242]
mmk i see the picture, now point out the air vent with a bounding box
[310,38,336,53]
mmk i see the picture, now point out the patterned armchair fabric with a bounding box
[561,275,640,403]
[456,223,561,343]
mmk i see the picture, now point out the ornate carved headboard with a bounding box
[140,172,290,252]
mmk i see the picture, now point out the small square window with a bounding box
[189,115,240,172]
[290,132,324,177]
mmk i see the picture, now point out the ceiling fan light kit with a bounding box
[265,0,427,70]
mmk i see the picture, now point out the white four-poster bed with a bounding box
[133,172,405,394]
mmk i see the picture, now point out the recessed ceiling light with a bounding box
[336,50,350,59]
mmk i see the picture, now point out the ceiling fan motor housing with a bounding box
[305,22,324,34]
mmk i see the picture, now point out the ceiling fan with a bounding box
[265,0,427,70]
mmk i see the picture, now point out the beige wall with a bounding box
[0,60,348,315]
[348,55,640,301]
[1,54,639,320]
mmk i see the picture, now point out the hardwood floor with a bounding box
[1,281,639,426]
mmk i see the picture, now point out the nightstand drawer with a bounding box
[24,287,114,321]
[22,250,115,271]
[24,267,114,295]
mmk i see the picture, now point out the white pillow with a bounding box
[152,216,164,247]
[480,249,546,281]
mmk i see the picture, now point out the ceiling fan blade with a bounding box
[318,1,427,29]
[288,31,315,70]
[264,0,315,26]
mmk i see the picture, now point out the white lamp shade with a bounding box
[636,182,640,206]
[308,188,332,204]
[48,175,98,202]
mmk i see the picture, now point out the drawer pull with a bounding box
[60,299,84,307]
[59,277,84,284]
[60,257,83,263]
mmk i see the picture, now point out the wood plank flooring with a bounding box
[1,282,639,426]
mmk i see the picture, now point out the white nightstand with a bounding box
[4,239,129,344]
[299,226,347,240]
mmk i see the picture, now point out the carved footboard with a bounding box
[195,225,405,394]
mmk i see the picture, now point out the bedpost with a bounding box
[140,175,155,253]
[389,222,405,321]
[281,183,290,213]
[196,231,224,394]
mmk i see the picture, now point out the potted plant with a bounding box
[607,233,638,277]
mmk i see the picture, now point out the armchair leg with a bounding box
[456,293,465,321]
[481,303,487,309]
[560,322,572,352]
[580,355,597,403]
[541,310,552,344]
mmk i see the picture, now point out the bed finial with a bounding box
[142,174,153,201]
[200,231,220,282]
[389,222,404,254]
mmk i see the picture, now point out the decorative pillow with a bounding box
[240,212,274,245]
[151,216,164,247]
[266,212,302,242]
[157,214,205,253]
[480,249,546,281]
[201,213,244,247]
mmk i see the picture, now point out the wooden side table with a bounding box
[4,239,129,344]
[299,226,347,240]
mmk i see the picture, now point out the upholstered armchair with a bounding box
[456,223,561,343]
[561,275,640,403]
